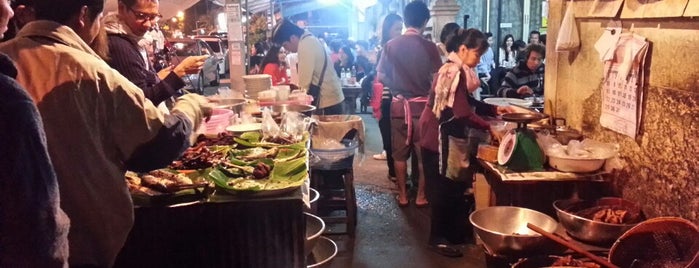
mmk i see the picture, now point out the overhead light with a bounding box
[177,11,184,18]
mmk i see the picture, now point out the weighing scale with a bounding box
[497,113,547,171]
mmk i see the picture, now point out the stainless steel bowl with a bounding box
[554,197,643,246]
[306,236,337,268]
[304,212,325,256]
[470,206,566,257]
[304,188,320,214]
[262,104,316,116]
[548,155,606,173]
[210,98,247,111]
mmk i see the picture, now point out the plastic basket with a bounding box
[310,142,359,170]
[202,108,233,134]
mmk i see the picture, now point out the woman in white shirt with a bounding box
[498,34,517,69]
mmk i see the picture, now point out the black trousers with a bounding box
[422,148,472,245]
[378,98,395,177]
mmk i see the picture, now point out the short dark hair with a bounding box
[523,43,546,59]
[445,28,488,54]
[34,0,104,23]
[403,1,430,28]
[271,18,304,45]
[528,30,541,43]
[439,22,460,44]
[484,32,493,38]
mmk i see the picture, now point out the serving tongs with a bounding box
[527,223,620,268]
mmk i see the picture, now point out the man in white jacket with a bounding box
[272,19,345,114]
[0,0,212,266]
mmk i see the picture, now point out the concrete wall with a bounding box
[546,1,699,224]
[456,0,486,30]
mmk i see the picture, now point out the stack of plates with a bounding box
[483,97,533,107]
[242,74,272,100]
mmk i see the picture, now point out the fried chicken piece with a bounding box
[141,175,178,193]
[148,169,193,185]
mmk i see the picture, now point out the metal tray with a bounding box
[501,112,549,124]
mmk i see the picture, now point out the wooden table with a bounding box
[478,160,613,217]
[114,188,306,268]
[342,85,362,114]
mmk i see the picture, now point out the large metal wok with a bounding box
[554,197,644,246]
[470,206,566,257]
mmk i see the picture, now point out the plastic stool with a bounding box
[310,168,357,237]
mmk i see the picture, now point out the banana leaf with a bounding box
[207,168,235,189]
[239,131,261,142]
[207,156,307,194]
[275,147,301,161]
[271,157,307,178]
[234,137,258,148]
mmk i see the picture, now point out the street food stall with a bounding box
[114,129,311,267]
[113,73,360,267]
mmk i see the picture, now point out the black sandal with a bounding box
[429,244,463,258]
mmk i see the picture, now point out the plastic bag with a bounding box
[556,1,580,52]
[260,107,280,138]
[280,112,306,142]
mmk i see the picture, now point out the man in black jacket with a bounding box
[105,0,208,105]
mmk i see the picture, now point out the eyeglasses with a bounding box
[128,6,162,23]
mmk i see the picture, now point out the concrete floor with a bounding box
[317,113,490,268]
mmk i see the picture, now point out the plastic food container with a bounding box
[202,108,233,134]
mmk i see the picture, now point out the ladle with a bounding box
[526,222,619,268]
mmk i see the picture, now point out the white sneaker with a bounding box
[373,151,387,160]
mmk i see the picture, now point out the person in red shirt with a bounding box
[261,45,290,86]
[377,1,442,207]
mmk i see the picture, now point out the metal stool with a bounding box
[310,168,357,237]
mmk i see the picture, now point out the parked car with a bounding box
[195,35,228,75]
[166,38,222,92]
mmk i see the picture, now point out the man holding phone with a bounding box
[105,0,208,105]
